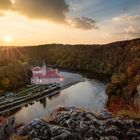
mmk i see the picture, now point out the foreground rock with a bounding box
[15,107,140,140]
[0,117,15,140]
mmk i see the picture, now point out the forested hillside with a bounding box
[0,38,140,114]
[20,38,140,77]
[0,58,32,95]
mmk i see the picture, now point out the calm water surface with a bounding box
[14,72,107,123]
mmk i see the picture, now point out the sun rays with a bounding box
[0,46,26,65]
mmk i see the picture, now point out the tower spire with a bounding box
[42,60,46,76]
[42,60,46,67]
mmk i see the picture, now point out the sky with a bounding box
[0,0,140,46]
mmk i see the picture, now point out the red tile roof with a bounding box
[45,70,61,78]
[33,68,61,79]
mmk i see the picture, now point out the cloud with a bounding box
[0,0,12,10]
[66,17,99,30]
[13,0,98,30]
[112,14,140,22]
[14,0,69,22]
[112,14,140,38]
[0,0,99,30]
[124,26,140,38]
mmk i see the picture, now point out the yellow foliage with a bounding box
[118,109,140,119]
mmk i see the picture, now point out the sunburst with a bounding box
[3,35,12,43]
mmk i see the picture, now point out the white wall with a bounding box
[31,78,61,85]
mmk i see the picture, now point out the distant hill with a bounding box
[0,38,140,114]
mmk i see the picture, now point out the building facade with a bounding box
[31,62,64,85]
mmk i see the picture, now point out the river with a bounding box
[13,71,107,124]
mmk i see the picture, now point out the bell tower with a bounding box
[42,60,46,76]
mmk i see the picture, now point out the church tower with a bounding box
[42,60,46,76]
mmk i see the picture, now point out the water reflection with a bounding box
[39,98,46,109]
[14,79,107,123]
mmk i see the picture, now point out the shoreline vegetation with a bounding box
[0,38,140,118]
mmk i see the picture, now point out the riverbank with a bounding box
[12,107,140,140]
[59,69,111,83]
[0,71,85,116]
[0,84,62,115]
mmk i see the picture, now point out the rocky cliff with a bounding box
[12,107,140,140]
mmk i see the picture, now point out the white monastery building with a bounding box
[31,61,64,85]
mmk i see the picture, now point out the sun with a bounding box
[10,0,16,4]
[3,35,13,43]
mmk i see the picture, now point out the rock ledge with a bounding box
[17,107,140,140]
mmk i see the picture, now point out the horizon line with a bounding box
[0,38,140,48]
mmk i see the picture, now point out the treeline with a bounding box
[0,59,32,95]
[0,38,140,113]
[1,39,139,76]
[19,39,139,76]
